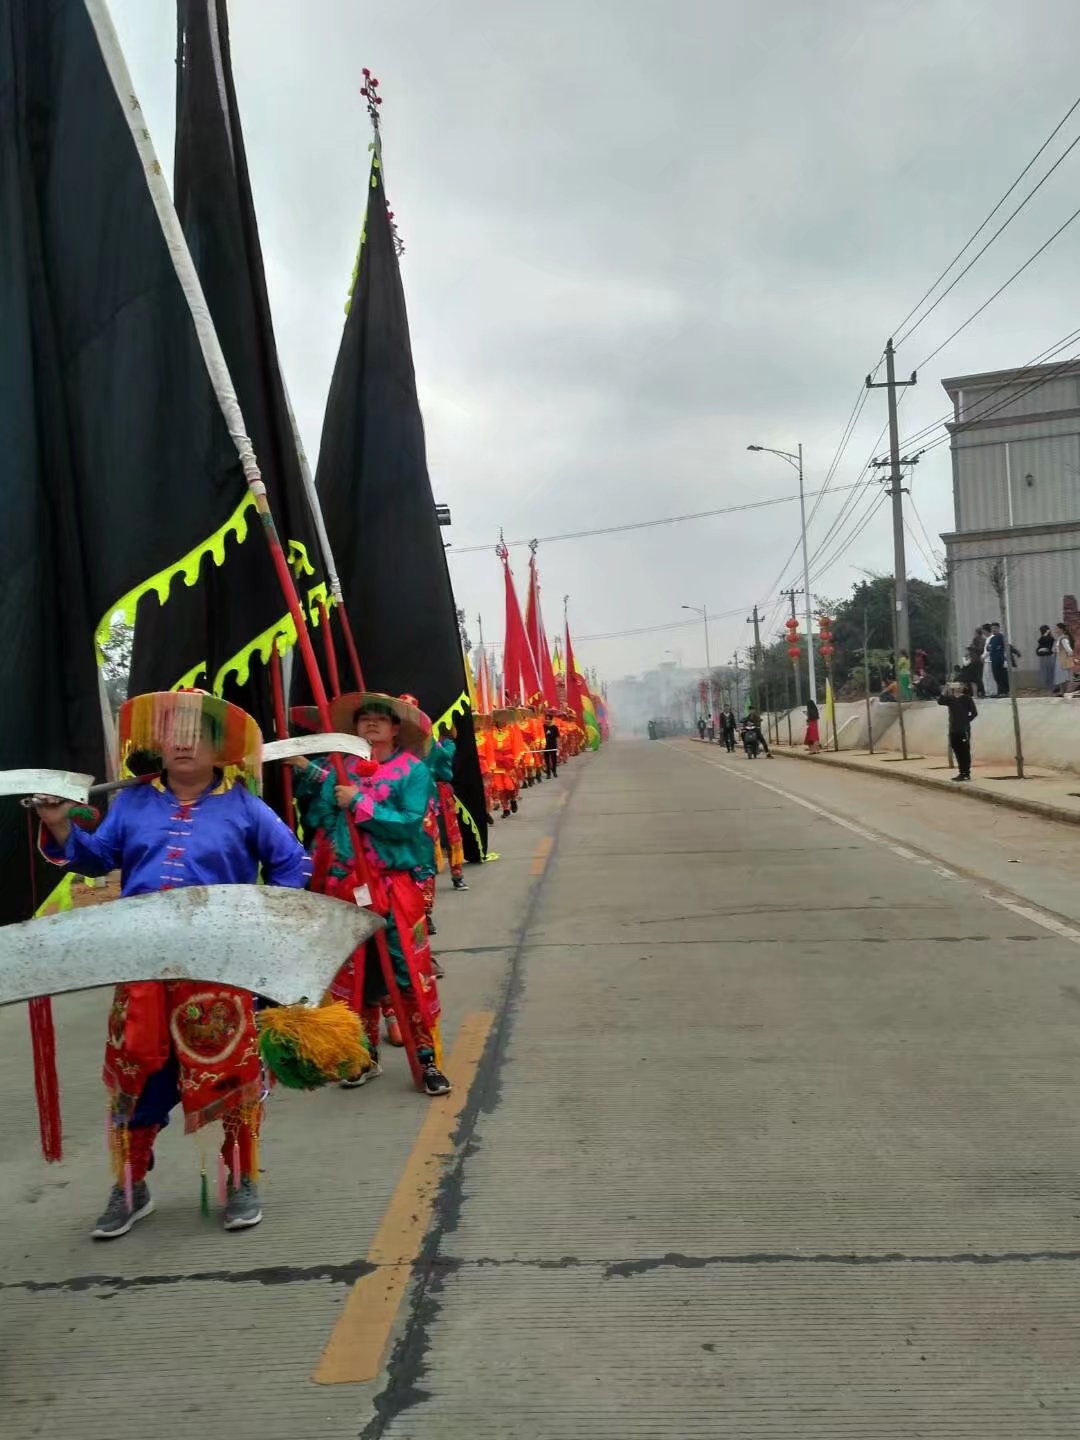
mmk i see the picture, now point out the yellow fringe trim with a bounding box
[34,873,75,918]
[95,491,256,662]
[431,689,469,739]
[288,539,315,579]
[455,796,490,862]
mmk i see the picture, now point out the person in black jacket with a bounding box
[721,709,737,752]
[937,683,977,781]
[543,715,560,778]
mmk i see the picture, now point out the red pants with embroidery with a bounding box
[125,1085,259,1182]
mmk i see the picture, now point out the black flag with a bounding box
[307,148,488,859]
[0,0,254,922]
[129,0,329,744]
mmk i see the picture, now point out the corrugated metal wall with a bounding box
[948,530,1080,675]
[946,370,1080,679]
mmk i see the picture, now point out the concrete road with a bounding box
[4,738,1080,1437]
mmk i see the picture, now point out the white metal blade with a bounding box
[0,885,382,1007]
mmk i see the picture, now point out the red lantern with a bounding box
[787,645,801,660]
[784,616,799,631]
[821,644,835,658]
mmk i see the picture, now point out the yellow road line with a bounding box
[530,834,554,874]
[313,1009,495,1386]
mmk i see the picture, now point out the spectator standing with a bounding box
[1054,623,1074,694]
[897,651,913,701]
[987,622,1020,696]
[967,628,987,697]
[804,699,821,752]
[980,624,997,698]
[937,683,978,782]
[1036,625,1055,691]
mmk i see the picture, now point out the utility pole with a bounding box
[781,587,803,707]
[862,597,874,756]
[747,604,763,712]
[731,650,743,715]
[867,338,917,658]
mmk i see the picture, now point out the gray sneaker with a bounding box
[92,1181,154,1240]
[224,1178,263,1231]
[340,1052,382,1089]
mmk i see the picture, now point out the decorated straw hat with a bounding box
[119,690,263,784]
[293,691,432,756]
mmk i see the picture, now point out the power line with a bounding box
[809,488,889,584]
[483,606,749,648]
[904,517,939,575]
[914,198,1080,372]
[896,325,1080,453]
[814,331,1080,585]
[892,93,1080,341]
[915,346,1080,457]
[450,483,865,554]
[758,362,883,617]
[908,495,943,568]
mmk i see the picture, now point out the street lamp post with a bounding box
[747,443,817,705]
[682,603,713,738]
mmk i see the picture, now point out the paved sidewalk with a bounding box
[764,741,1080,826]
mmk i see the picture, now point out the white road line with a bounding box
[673,742,1080,946]
[985,894,1080,946]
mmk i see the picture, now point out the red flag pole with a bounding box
[268,645,296,833]
[318,599,342,698]
[336,606,365,691]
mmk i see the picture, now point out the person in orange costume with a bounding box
[523,708,547,783]
[491,707,527,818]
[474,714,497,823]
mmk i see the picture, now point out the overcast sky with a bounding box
[111,0,1080,683]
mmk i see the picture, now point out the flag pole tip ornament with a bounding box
[294,691,432,756]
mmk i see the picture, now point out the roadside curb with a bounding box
[768,746,1080,829]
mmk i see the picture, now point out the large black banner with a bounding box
[0,0,252,922]
[129,0,328,751]
[305,150,488,860]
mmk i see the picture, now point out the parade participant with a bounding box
[527,708,548,782]
[491,707,526,818]
[292,692,451,1097]
[36,691,312,1240]
[427,727,468,891]
[543,712,560,778]
[474,713,497,823]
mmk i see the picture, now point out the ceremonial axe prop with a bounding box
[0,885,383,1009]
[0,733,371,809]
